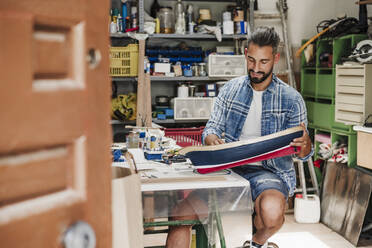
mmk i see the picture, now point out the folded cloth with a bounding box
[178,126,303,174]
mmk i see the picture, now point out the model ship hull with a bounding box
[179,126,303,174]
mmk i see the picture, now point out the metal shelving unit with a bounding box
[110,120,136,125]
[150,76,230,82]
[148,34,248,40]
[112,76,231,82]
[110,33,132,38]
[112,77,137,82]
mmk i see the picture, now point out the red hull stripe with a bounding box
[196,146,298,174]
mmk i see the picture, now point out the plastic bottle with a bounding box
[150,136,156,150]
[131,6,137,29]
[117,14,123,33]
[186,4,194,33]
[175,0,185,34]
[139,131,146,149]
[110,21,117,34]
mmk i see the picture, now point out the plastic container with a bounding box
[174,97,214,120]
[294,194,320,223]
[109,44,139,77]
[208,55,246,77]
[164,127,204,147]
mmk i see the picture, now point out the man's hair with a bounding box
[247,26,280,54]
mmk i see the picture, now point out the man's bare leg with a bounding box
[166,194,208,248]
[252,189,286,245]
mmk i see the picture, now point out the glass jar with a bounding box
[157,7,174,33]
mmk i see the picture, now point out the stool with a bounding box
[293,157,320,197]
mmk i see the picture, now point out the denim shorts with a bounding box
[232,165,289,201]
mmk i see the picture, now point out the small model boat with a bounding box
[178,126,303,174]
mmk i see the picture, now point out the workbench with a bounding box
[132,149,253,248]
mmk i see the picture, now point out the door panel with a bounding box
[0,0,111,247]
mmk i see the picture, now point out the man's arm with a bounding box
[202,84,228,145]
[287,95,314,159]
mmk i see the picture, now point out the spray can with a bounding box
[131,6,138,29]
[117,14,123,33]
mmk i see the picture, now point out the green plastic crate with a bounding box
[305,100,315,125]
[316,68,335,99]
[316,39,333,68]
[301,69,316,97]
[313,101,333,130]
[331,131,357,167]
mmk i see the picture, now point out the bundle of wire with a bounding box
[316,17,362,38]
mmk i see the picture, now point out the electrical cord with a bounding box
[364,114,372,127]
[316,17,360,38]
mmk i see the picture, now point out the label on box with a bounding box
[207,83,216,90]
[207,91,216,97]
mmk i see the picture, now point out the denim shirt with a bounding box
[202,75,314,196]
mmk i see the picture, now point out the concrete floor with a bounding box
[144,212,372,248]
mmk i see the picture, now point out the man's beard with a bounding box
[248,67,273,84]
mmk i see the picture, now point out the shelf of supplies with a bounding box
[110,33,132,38]
[111,120,136,125]
[111,77,137,82]
[148,33,247,40]
[151,76,230,81]
[153,119,208,124]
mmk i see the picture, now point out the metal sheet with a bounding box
[321,162,372,246]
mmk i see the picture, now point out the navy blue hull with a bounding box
[185,130,303,168]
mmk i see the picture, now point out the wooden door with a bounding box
[0,0,112,247]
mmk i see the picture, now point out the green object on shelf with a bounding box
[316,68,335,100]
[301,34,364,166]
[305,100,315,125]
[301,69,316,98]
[313,101,333,130]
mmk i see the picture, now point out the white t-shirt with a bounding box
[239,89,264,166]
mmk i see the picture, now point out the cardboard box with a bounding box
[112,155,143,248]
[357,131,372,170]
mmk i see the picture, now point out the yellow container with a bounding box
[109,44,138,77]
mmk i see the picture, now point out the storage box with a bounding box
[110,44,139,77]
[174,97,214,120]
[208,55,247,77]
[354,126,372,170]
[154,63,171,73]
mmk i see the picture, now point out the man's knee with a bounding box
[257,191,286,228]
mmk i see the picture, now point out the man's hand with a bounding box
[290,123,312,158]
[205,134,225,146]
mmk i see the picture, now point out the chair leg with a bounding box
[306,157,320,196]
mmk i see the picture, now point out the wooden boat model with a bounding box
[178,126,303,174]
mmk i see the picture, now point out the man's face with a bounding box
[245,43,280,84]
